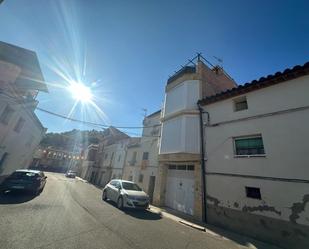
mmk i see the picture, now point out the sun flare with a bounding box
[67,82,92,103]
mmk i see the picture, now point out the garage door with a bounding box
[165,164,195,215]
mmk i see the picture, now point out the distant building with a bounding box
[0,41,48,182]
[80,127,129,184]
[123,111,161,203]
[30,147,82,173]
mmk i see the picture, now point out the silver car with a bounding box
[102,179,149,210]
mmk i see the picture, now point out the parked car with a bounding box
[102,179,150,210]
[65,170,76,178]
[0,169,47,195]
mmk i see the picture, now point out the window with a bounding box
[234,136,265,156]
[0,105,14,125]
[128,175,133,181]
[130,151,137,166]
[122,182,142,191]
[168,164,194,171]
[110,180,117,186]
[168,164,176,170]
[138,174,144,183]
[246,187,261,199]
[234,96,248,111]
[142,152,149,160]
[118,155,121,161]
[14,117,25,132]
[187,165,195,171]
[177,165,186,170]
[115,181,121,189]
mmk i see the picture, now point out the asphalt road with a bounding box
[0,172,279,249]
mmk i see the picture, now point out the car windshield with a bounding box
[10,172,37,179]
[122,182,142,191]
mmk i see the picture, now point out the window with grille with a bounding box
[234,136,265,156]
[234,96,248,111]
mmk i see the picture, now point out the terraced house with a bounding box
[198,61,309,249]
[154,55,309,249]
[0,41,47,182]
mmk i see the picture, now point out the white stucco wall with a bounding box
[206,75,309,124]
[0,95,45,176]
[204,75,309,225]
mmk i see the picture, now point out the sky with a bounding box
[0,0,308,135]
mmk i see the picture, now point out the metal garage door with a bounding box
[165,165,195,215]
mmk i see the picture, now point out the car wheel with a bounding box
[102,190,107,201]
[117,197,123,210]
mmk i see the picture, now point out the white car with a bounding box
[102,179,150,210]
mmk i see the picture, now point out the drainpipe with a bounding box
[197,102,209,223]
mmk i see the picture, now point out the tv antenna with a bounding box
[142,108,147,118]
[213,56,223,67]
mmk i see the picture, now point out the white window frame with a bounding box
[233,96,248,112]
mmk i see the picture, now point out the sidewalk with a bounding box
[149,205,283,249]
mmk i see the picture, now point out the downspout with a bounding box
[197,102,209,223]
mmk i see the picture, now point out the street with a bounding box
[0,173,279,249]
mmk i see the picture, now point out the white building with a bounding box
[123,111,161,202]
[198,61,309,249]
[80,127,129,185]
[154,56,236,218]
[0,41,47,182]
[99,138,130,186]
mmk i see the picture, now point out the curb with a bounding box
[149,205,229,239]
[76,177,88,183]
[179,220,206,232]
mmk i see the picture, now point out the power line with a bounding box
[36,107,161,129]
[1,91,161,137]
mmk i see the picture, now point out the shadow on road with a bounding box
[124,209,162,220]
[103,199,162,220]
[0,192,36,204]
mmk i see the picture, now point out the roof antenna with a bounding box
[213,56,223,68]
[142,108,147,118]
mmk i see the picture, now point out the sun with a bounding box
[67,82,92,103]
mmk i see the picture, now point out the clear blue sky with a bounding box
[0,0,308,134]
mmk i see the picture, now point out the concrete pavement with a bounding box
[0,172,281,249]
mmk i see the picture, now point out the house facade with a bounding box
[154,57,236,219]
[122,111,161,202]
[198,62,309,249]
[99,138,130,187]
[0,41,47,182]
[80,127,129,185]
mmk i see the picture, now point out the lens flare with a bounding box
[67,82,92,102]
